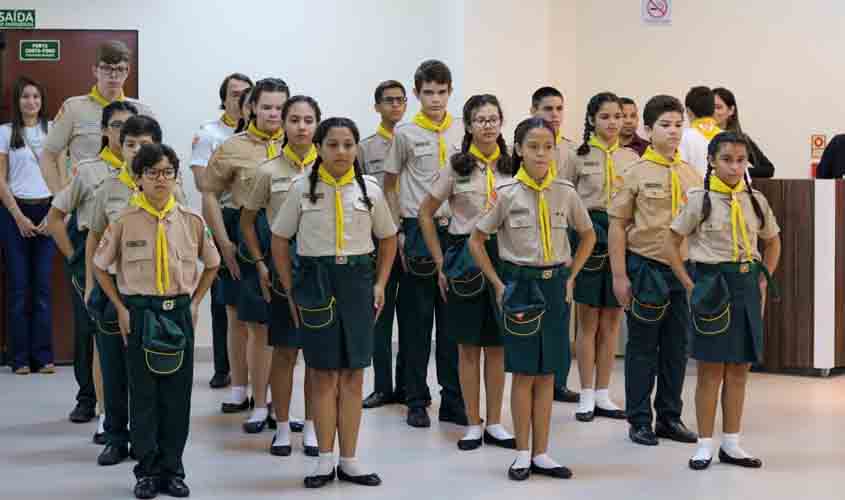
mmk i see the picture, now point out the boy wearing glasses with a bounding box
[358,80,407,410]
[41,40,153,194]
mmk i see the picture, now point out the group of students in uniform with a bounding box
[30,39,783,498]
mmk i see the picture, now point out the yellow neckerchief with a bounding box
[588,136,620,208]
[514,164,555,262]
[642,146,684,217]
[555,130,563,146]
[709,176,754,262]
[376,123,394,141]
[469,143,500,209]
[99,147,123,170]
[690,117,722,141]
[117,162,138,192]
[247,121,284,159]
[221,113,238,129]
[283,144,318,170]
[412,112,453,168]
[131,193,177,295]
[89,85,125,108]
[317,165,357,254]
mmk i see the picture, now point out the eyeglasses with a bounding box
[143,167,177,180]
[98,64,129,76]
[107,120,125,130]
[381,96,407,106]
[472,117,501,128]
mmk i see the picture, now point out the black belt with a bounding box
[15,196,52,206]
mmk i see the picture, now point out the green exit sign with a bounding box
[0,9,35,28]
[20,40,60,61]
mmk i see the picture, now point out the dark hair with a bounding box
[307,118,372,211]
[643,95,684,128]
[511,117,556,170]
[100,101,139,150]
[131,143,180,178]
[96,40,130,64]
[414,60,452,91]
[374,80,406,104]
[712,87,741,132]
[247,78,290,124]
[235,87,254,133]
[619,97,637,107]
[281,95,321,148]
[450,94,513,177]
[685,86,715,119]
[531,86,564,109]
[577,92,623,156]
[218,73,253,110]
[120,115,162,145]
[700,131,765,229]
[9,76,49,150]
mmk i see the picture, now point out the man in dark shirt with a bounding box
[816,134,845,178]
[619,97,650,156]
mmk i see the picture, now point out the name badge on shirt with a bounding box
[510,208,529,216]
[302,193,325,200]
[455,176,472,184]
[583,161,600,167]
[644,182,663,189]
[126,240,147,248]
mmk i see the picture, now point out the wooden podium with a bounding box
[754,179,845,375]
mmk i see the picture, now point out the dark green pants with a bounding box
[96,327,130,446]
[624,253,689,426]
[125,296,194,481]
[372,256,404,395]
[66,214,96,409]
[210,278,229,376]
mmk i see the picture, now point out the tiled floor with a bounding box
[1,359,843,500]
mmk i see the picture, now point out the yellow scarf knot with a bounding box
[89,86,125,108]
[691,117,723,141]
[709,176,754,262]
[283,144,318,170]
[588,136,620,207]
[515,164,555,262]
[376,124,394,141]
[469,144,500,209]
[412,112,453,168]
[642,146,684,217]
[317,166,357,254]
[131,194,177,295]
[247,122,284,159]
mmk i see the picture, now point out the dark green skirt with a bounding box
[218,207,241,307]
[235,208,271,324]
[446,236,502,347]
[499,264,570,375]
[293,256,375,370]
[573,210,619,308]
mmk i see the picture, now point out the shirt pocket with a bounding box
[351,198,372,234]
[73,120,101,140]
[175,244,198,287]
[124,243,155,284]
[364,157,386,175]
[700,219,724,232]
[238,168,259,193]
[270,176,293,194]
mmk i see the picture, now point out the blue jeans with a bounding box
[3,202,55,369]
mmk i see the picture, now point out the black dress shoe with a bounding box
[553,387,580,403]
[655,420,698,443]
[161,478,190,497]
[457,437,482,451]
[337,466,382,486]
[93,432,107,445]
[209,373,231,389]
[69,403,96,423]
[243,418,267,434]
[290,420,304,433]
[530,463,573,479]
[575,411,595,422]
[483,431,516,449]
[508,461,530,481]
[406,407,431,428]
[718,448,763,468]
[438,406,469,426]
[304,468,336,489]
[98,444,129,466]
[304,445,319,457]
[689,457,713,470]
[134,477,159,499]
[362,391,394,409]
[270,436,291,457]
[629,425,659,446]
[594,406,626,420]
[221,399,250,414]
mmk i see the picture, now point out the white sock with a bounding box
[225,385,247,404]
[340,456,368,476]
[692,437,713,461]
[485,424,514,440]
[532,453,562,469]
[273,424,291,446]
[513,450,531,469]
[461,424,482,441]
[577,388,595,414]
[303,420,318,448]
[721,433,751,459]
[595,388,622,410]
[246,407,268,423]
[97,414,105,434]
[313,452,334,476]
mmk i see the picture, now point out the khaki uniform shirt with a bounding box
[244,155,313,222]
[204,132,284,209]
[383,121,462,219]
[46,95,153,169]
[51,158,121,230]
[90,174,188,235]
[271,175,397,257]
[477,178,592,267]
[607,157,703,264]
[670,188,780,264]
[359,132,400,227]
[559,145,640,211]
[429,159,505,235]
[93,204,220,296]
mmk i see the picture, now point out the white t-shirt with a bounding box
[0,122,52,199]
[679,127,710,176]
[191,117,235,205]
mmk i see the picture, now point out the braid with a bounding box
[308,157,322,204]
[451,131,474,177]
[496,134,514,176]
[235,118,247,134]
[745,171,766,229]
[353,159,373,210]
[701,165,713,225]
[577,114,593,156]
[281,134,289,149]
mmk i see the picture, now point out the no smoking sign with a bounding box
[642,0,672,24]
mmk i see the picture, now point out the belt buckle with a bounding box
[739,263,749,274]
[162,300,175,311]
[541,269,553,280]
[437,217,449,227]
[335,255,348,265]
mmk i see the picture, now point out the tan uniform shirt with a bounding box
[46,95,153,169]
[607,157,703,264]
[383,121,462,219]
[359,132,400,227]
[559,145,640,211]
[93,204,220,296]
[271,175,397,257]
[554,139,577,179]
[477,178,592,267]
[204,132,284,209]
[244,155,313,222]
[90,174,188,234]
[429,159,505,235]
[670,188,780,264]
[51,158,121,230]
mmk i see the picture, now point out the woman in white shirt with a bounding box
[0,76,55,375]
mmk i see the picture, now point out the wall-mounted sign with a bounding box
[642,0,671,24]
[20,40,60,61]
[0,9,35,28]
